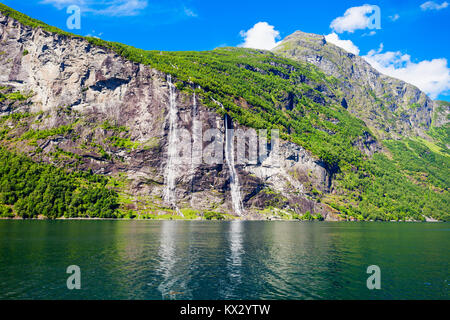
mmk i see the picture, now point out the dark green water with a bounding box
[0,221,448,300]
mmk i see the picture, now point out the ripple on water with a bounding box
[0,221,448,300]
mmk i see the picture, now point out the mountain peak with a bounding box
[284,30,325,41]
[273,29,440,140]
[274,30,326,52]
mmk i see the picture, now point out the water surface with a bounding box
[0,221,448,300]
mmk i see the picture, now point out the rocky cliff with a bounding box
[0,12,338,220]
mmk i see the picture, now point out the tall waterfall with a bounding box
[190,89,201,207]
[164,75,183,216]
[224,114,244,216]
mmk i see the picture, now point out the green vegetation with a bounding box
[261,188,289,208]
[409,103,421,110]
[0,87,31,102]
[20,124,74,142]
[0,204,13,218]
[180,208,201,219]
[50,146,82,162]
[329,139,449,222]
[293,211,325,221]
[384,139,449,190]
[89,141,111,160]
[101,120,129,133]
[100,121,138,150]
[204,211,226,220]
[428,124,450,155]
[107,136,139,150]
[5,92,28,101]
[0,148,119,219]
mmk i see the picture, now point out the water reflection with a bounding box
[229,221,244,268]
[157,221,178,299]
[156,221,195,300]
[220,221,244,299]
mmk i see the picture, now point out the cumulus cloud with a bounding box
[420,1,449,11]
[363,44,450,99]
[325,33,360,55]
[330,4,380,33]
[41,0,148,17]
[239,22,281,50]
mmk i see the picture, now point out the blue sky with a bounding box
[1,0,449,100]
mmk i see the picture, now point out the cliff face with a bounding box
[273,31,441,140]
[0,13,337,220]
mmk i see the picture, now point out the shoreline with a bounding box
[0,217,444,222]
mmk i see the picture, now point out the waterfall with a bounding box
[190,89,201,208]
[224,114,244,216]
[164,75,183,216]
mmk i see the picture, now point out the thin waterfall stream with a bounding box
[164,75,183,216]
[190,89,201,208]
[224,114,244,216]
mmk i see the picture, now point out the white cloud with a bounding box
[363,44,450,99]
[330,4,380,33]
[40,0,85,10]
[95,0,147,17]
[41,0,148,17]
[183,7,197,17]
[85,30,103,38]
[362,30,377,36]
[389,14,400,21]
[325,33,360,55]
[239,22,281,50]
[420,1,449,11]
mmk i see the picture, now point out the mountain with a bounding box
[0,3,448,221]
[273,31,446,140]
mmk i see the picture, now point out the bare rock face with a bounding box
[433,101,450,128]
[0,13,337,219]
[273,31,439,140]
